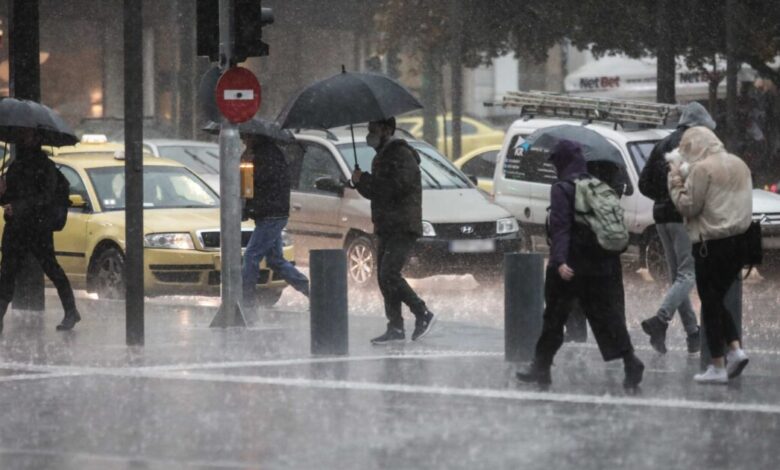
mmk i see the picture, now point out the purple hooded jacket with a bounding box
[547,140,588,269]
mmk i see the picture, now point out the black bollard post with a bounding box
[505,253,545,362]
[310,249,349,356]
[700,277,742,369]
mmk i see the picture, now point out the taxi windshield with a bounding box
[88,166,219,211]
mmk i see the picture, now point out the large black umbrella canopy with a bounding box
[520,125,625,167]
[276,70,422,130]
[202,117,295,144]
[0,97,78,147]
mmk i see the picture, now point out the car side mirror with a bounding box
[69,194,88,209]
[467,174,479,186]
[314,176,345,196]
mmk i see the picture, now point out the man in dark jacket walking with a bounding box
[516,140,644,390]
[637,102,715,354]
[352,117,436,344]
[0,129,80,332]
[241,135,309,309]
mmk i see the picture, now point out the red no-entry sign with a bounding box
[215,67,262,123]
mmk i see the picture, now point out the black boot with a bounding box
[623,352,645,391]
[0,300,8,334]
[640,316,668,354]
[516,361,552,388]
[56,309,81,331]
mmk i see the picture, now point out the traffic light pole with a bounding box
[211,0,246,327]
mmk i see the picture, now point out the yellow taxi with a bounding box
[453,144,502,195]
[1,142,294,305]
[396,114,504,158]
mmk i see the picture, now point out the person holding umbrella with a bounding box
[240,125,310,311]
[515,139,644,390]
[277,68,433,343]
[0,127,80,332]
[351,118,436,344]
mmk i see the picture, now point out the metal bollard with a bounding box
[700,277,742,369]
[504,253,545,362]
[310,249,349,356]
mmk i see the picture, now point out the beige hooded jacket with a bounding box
[668,126,752,243]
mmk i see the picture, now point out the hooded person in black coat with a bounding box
[637,102,716,355]
[0,129,80,333]
[517,139,644,390]
[352,117,436,344]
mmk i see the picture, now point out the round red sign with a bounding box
[215,67,261,123]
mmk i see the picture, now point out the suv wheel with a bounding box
[645,233,668,284]
[91,247,126,300]
[346,235,376,288]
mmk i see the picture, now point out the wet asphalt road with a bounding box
[0,273,778,469]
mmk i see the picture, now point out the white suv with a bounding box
[492,116,780,280]
[282,128,523,286]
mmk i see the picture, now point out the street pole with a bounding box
[8,0,45,312]
[124,0,144,345]
[211,0,246,327]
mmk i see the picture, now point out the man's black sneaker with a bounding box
[686,328,701,355]
[56,310,81,331]
[641,316,668,354]
[623,354,645,390]
[516,362,552,388]
[370,327,405,345]
[411,311,436,341]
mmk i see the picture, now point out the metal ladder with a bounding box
[485,91,680,127]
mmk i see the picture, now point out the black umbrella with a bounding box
[276,67,422,169]
[519,125,625,167]
[202,117,295,143]
[0,97,78,147]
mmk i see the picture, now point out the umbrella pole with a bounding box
[349,123,359,170]
[1,142,7,175]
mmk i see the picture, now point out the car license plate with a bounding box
[449,239,496,253]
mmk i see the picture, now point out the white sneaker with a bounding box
[726,348,749,379]
[694,365,728,385]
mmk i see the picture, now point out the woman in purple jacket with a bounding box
[516,140,644,390]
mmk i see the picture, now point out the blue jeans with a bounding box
[242,218,309,305]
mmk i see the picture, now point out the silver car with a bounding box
[283,129,524,286]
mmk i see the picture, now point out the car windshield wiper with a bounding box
[184,149,219,173]
[420,166,442,189]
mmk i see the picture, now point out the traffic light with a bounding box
[196,0,274,63]
[234,0,274,62]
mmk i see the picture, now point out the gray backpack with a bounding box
[573,177,629,253]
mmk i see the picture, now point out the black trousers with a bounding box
[535,265,633,366]
[693,236,742,359]
[0,226,76,313]
[376,234,426,330]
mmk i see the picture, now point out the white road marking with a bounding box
[136,370,780,416]
[0,447,255,469]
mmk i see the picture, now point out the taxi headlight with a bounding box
[282,228,293,247]
[496,217,519,235]
[144,233,195,250]
[422,221,437,237]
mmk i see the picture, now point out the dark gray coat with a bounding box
[355,138,422,237]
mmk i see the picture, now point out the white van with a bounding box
[493,116,780,280]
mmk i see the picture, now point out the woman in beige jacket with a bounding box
[668,126,752,384]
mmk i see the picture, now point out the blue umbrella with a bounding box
[519,125,625,167]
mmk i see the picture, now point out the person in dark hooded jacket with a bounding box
[352,117,436,344]
[0,129,80,333]
[517,140,644,390]
[637,102,715,355]
[241,135,309,310]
